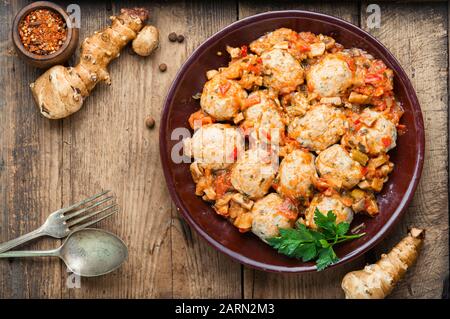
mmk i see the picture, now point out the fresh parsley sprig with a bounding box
[267,208,365,271]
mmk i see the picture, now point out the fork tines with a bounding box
[62,190,118,231]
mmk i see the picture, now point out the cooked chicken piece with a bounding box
[230,148,277,200]
[281,91,312,118]
[183,123,244,170]
[306,53,353,97]
[288,104,347,152]
[304,193,354,230]
[251,193,294,242]
[249,28,326,61]
[316,144,363,190]
[242,90,285,145]
[260,48,304,94]
[342,108,397,155]
[276,149,317,201]
[200,76,247,121]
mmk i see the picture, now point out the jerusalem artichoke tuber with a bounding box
[341,228,424,299]
[132,25,159,56]
[30,8,149,119]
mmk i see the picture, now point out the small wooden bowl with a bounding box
[12,1,79,69]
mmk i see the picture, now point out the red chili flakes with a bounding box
[19,9,67,55]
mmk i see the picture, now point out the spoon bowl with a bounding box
[0,228,128,277]
[60,228,128,277]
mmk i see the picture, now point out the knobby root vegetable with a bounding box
[132,25,159,56]
[30,8,149,119]
[341,228,424,299]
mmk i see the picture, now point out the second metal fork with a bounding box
[0,190,118,254]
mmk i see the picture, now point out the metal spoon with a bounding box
[0,228,128,277]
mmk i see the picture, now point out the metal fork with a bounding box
[0,190,118,254]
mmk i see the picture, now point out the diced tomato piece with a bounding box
[256,57,262,64]
[297,43,311,52]
[214,171,232,199]
[354,122,363,132]
[381,136,392,148]
[231,146,238,161]
[247,64,261,75]
[277,198,298,220]
[240,45,248,57]
[219,82,231,95]
[242,95,261,109]
[361,166,368,176]
[365,73,383,84]
[345,58,356,72]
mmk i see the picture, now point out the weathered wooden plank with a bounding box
[60,0,240,298]
[59,1,174,298]
[0,0,63,298]
[360,2,448,299]
[168,0,242,299]
[238,0,363,299]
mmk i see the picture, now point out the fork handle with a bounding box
[0,228,45,254]
[0,249,59,258]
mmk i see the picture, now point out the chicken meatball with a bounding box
[251,193,294,242]
[261,48,304,94]
[287,104,347,152]
[342,109,397,155]
[304,194,354,230]
[200,76,247,121]
[243,91,285,145]
[316,144,363,189]
[231,148,277,199]
[183,124,244,170]
[276,149,317,200]
[306,53,353,97]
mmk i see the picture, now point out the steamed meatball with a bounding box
[306,53,353,97]
[231,148,277,199]
[183,124,244,170]
[304,194,354,230]
[316,144,363,189]
[287,104,347,152]
[261,48,304,94]
[343,109,397,155]
[243,91,285,145]
[276,149,317,200]
[200,76,247,121]
[251,193,294,242]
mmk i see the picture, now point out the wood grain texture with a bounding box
[167,1,242,299]
[59,0,239,298]
[239,0,366,299]
[360,1,449,299]
[0,0,448,299]
[0,0,63,298]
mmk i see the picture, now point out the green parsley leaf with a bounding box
[268,208,365,271]
[316,246,339,271]
[336,221,350,237]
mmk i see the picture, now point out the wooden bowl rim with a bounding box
[12,1,77,62]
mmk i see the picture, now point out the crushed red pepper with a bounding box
[19,9,67,55]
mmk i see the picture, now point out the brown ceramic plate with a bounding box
[159,11,425,272]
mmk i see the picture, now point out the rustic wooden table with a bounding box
[0,0,448,299]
